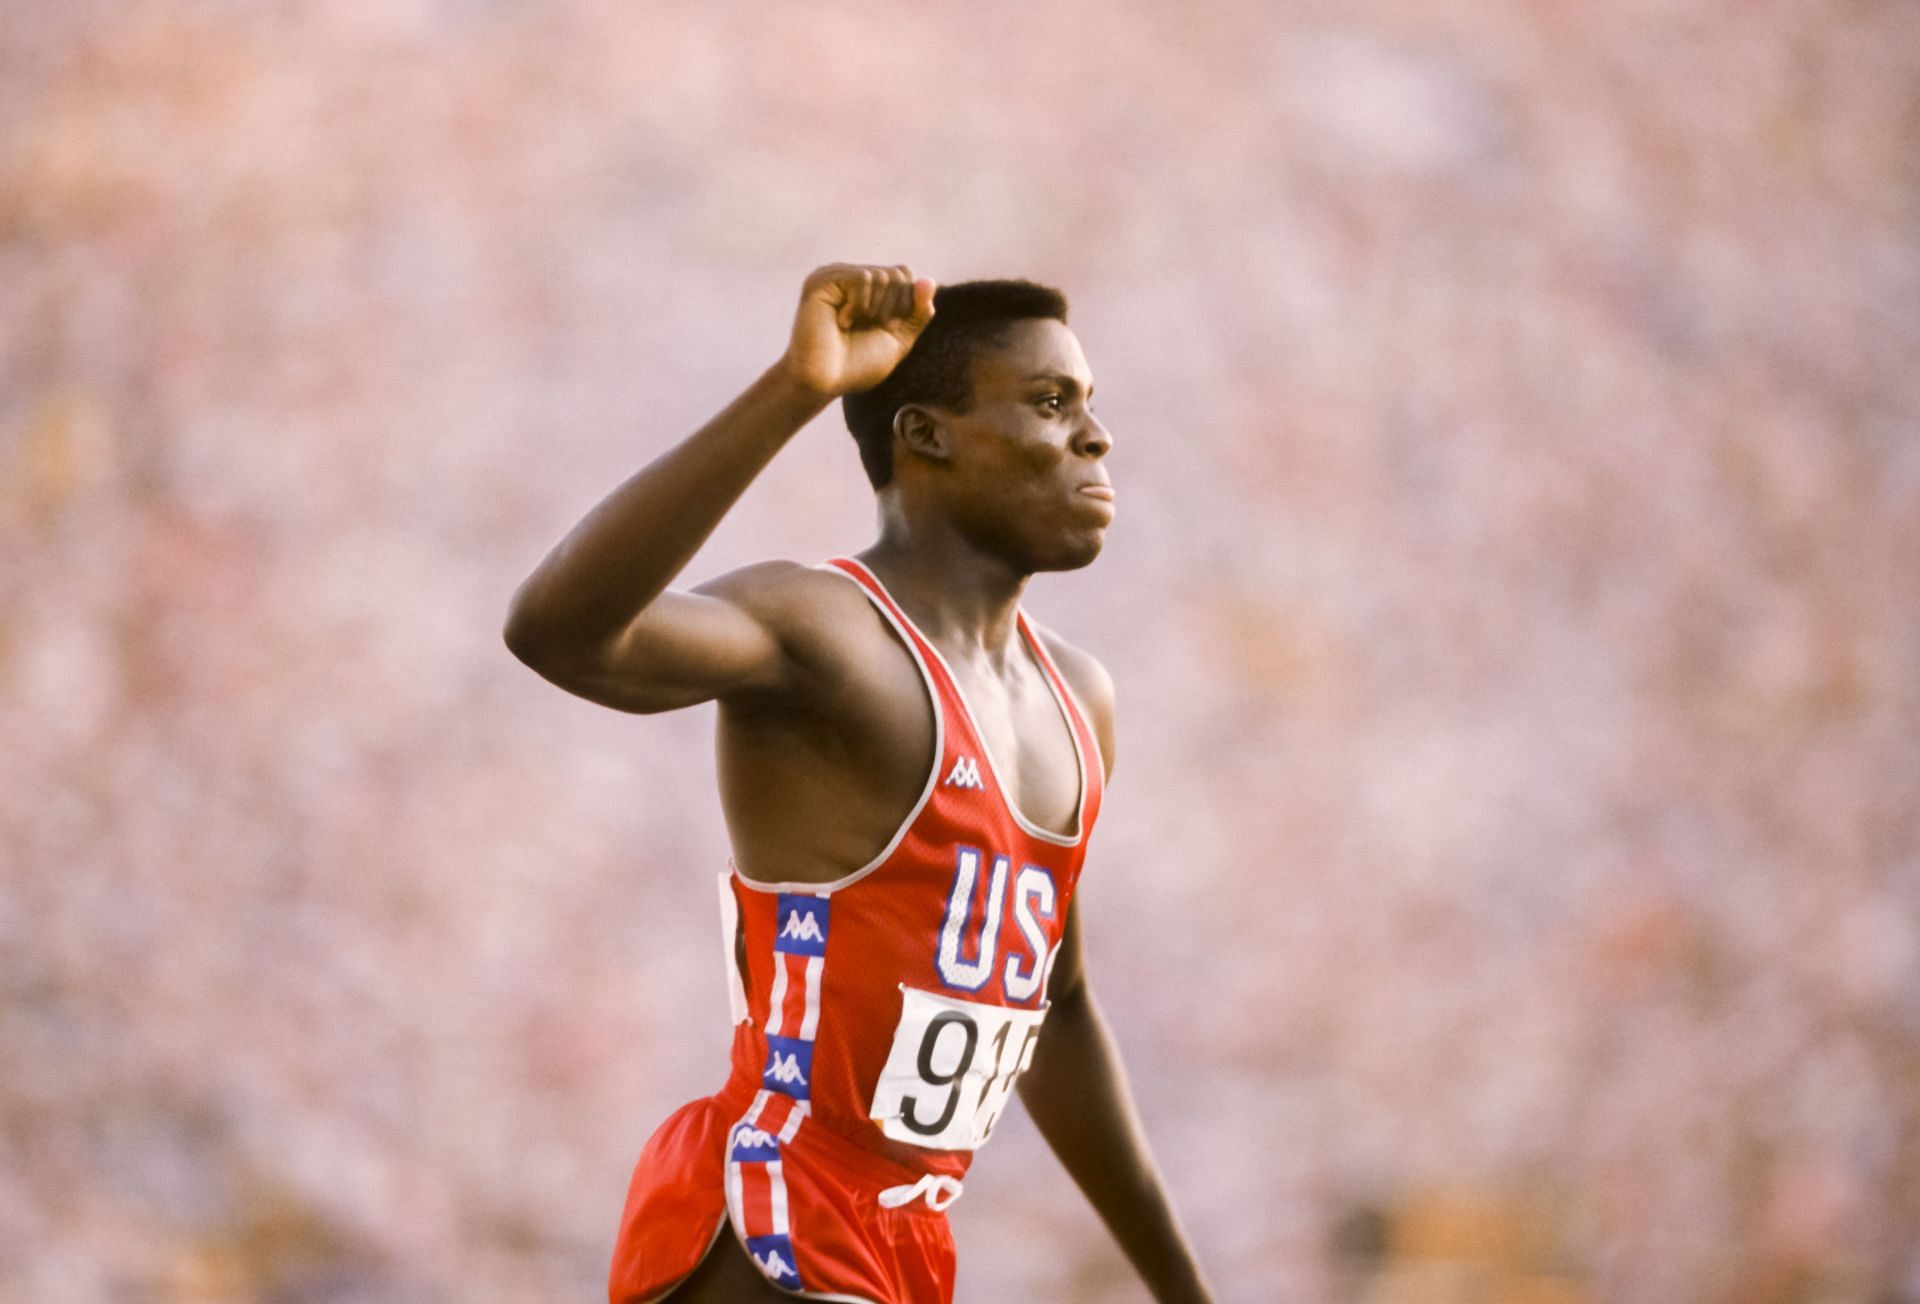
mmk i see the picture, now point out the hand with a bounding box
[783,263,937,398]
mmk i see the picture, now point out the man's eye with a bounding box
[1036,395,1063,412]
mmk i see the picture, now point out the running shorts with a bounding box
[608,1076,960,1304]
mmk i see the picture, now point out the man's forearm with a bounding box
[504,361,827,651]
[1019,983,1213,1303]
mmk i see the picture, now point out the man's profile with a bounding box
[505,263,1211,1303]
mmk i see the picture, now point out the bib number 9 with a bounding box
[869,987,1047,1150]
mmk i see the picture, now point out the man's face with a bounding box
[935,318,1115,573]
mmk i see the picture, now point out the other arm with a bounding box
[1019,639,1215,1303]
[1019,909,1214,1303]
[502,264,935,712]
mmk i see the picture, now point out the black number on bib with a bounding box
[900,1011,978,1136]
[976,1022,1011,1109]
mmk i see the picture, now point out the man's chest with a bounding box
[836,626,1083,840]
[716,614,1087,884]
[935,653,1082,838]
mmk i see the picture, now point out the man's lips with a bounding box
[1077,485,1116,501]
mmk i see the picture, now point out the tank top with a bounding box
[717,555,1107,1190]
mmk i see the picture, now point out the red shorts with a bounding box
[608,1077,959,1304]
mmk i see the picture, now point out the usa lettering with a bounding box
[936,846,1058,999]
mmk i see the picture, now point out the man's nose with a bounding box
[1074,411,1112,459]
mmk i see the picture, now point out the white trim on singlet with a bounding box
[1014,610,1095,843]
[725,562,946,895]
[1019,610,1102,777]
[834,558,1088,847]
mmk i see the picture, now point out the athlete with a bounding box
[504,263,1213,1303]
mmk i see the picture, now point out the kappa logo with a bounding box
[779,911,824,943]
[732,1126,776,1150]
[754,1248,798,1281]
[768,1051,808,1086]
[945,755,983,789]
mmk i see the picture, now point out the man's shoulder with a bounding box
[693,558,871,620]
[1028,622,1112,699]
[692,558,892,677]
[1026,618,1117,775]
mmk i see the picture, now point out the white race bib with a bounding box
[869,986,1047,1150]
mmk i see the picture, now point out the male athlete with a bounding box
[504,263,1212,1303]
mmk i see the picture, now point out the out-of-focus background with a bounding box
[4,1,1917,1301]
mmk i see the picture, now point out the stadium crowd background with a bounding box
[3,1,1916,1300]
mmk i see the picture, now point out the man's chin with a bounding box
[1029,531,1105,574]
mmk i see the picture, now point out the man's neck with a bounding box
[859,515,1029,663]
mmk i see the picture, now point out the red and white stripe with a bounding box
[762,951,825,1039]
[725,1090,810,1239]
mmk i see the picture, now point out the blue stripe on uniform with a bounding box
[744,1233,804,1290]
[760,1034,814,1100]
[773,894,830,957]
[728,1120,781,1164]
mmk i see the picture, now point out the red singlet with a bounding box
[609,557,1105,1304]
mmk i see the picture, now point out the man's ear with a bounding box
[893,405,950,463]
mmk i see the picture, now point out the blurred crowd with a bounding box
[3,1,1917,1301]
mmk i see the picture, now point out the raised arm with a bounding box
[502,264,935,712]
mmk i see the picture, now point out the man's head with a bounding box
[843,279,1114,572]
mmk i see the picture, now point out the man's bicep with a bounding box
[605,587,791,707]
[523,566,798,713]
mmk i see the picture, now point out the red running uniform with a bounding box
[609,557,1106,1304]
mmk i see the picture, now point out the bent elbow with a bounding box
[501,607,537,661]
[501,594,566,671]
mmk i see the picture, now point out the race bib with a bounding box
[869,986,1047,1150]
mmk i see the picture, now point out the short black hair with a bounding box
[842,279,1069,490]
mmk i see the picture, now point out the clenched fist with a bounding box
[783,263,937,399]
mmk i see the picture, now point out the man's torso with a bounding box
[707,557,1097,887]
